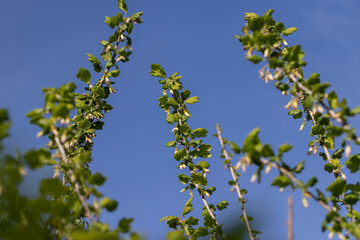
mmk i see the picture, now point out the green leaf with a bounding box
[249,17,265,31]
[271,175,291,188]
[282,27,298,36]
[293,160,305,173]
[324,163,336,173]
[87,54,102,72]
[178,174,191,185]
[326,178,346,196]
[196,144,212,158]
[192,128,208,138]
[346,154,360,173]
[274,22,285,33]
[351,106,360,115]
[228,141,241,154]
[76,68,91,84]
[332,148,344,159]
[196,161,210,170]
[216,201,229,211]
[150,64,166,78]
[184,96,199,104]
[303,95,314,109]
[107,69,120,78]
[278,144,293,154]
[246,55,262,64]
[118,0,127,12]
[191,172,207,186]
[182,198,193,216]
[288,110,302,119]
[167,97,178,106]
[174,148,187,161]
[311,124,325,136]
[118,218,133,233]
[24,148,52,169]
[344,194,359,205]
[100,197,118,212]
[165,141,177,147]
[40,179,66,199]
[89,172,107,186]
[323,136,334,149]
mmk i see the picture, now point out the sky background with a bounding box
[1,0,360,239]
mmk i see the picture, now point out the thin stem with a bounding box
[216,124,254,240]
[54,134,94,223]
[259,157,332,212]
[288,74,359,144]
[287,195,293,240]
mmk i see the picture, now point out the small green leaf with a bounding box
[344,194,359,205]
[192,128,208,138]
[87,54,102,72]
[293,160,305,173]
[184,96,199,104]
[246,55,262,64]
[118,0,127,12]
[100,197,118,212]
[178,174,191,185]
[76,68,91,84]
[274,22,285,33]
[326,178,346,196]
[165,141,177,147]
[150,64,166,78]
[182,198,193,216]
[196,161,210,170]
[228,141,241,154]
[216,201,229,211]
[278,144,293,154]
[324,163,336,173]
[89,172,107,186]
[288,110,302,119]
[303,95,314,109]
[174,148,187,161]
[271,175,291,188]
[346,154,360,173]
[107,69,120,78]
[282,27,298,36]
[118,218,133,233]
[191,172,207,186]
[351,106,360,115]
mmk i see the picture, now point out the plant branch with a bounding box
[287,195,293,240]
[54,133,94,223]
[216,124,254,240]
[288,74,359,144]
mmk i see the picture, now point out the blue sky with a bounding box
[1,0,359,239]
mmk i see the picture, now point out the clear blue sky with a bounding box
[1,0,359,239]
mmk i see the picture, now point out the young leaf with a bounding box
[100,197,118,212]
[346,154,360,173]
[271,175,291,188]
[184,96,199,104]
[118,0,127,12]
[282,27,298,36]
[192,128,208,138]
[326,178,346,196]
[150,64,166,78]
[216,201,229,211]
[76,68,91,84]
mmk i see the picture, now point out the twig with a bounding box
[54,133,94,223]
[287,195,293,240]
[216,124,254,240]
[288,74,359,144]
[259,157,332,212]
